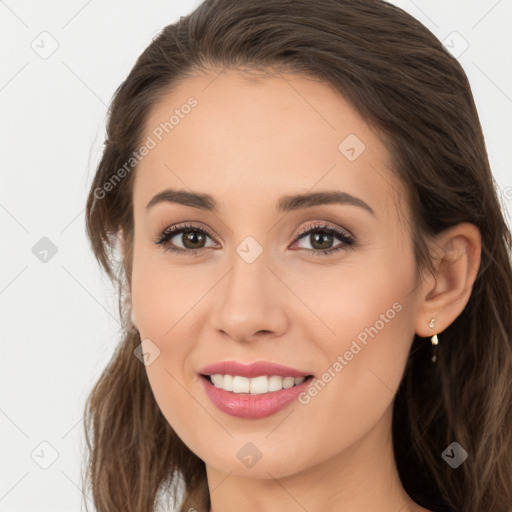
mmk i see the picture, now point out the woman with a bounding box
[82,1,512,511]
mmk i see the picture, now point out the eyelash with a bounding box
[154,221,355,257]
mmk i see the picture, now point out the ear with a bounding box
[415,222,481,337]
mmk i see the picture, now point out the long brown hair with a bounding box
[82,1,512,511]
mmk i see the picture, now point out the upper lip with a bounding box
[199,360,314,378]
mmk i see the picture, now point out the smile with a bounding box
[199,373,315,419]
[204,374,309,394]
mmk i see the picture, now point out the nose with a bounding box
[210,250,289,344]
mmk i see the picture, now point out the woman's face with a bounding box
[130,68,422,479]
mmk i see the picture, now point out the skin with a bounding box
[126,67,481,512]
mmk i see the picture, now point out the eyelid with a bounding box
[154,222,219,247]
[293,221,352,240]
[290,221,355,254]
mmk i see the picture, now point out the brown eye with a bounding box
[292,223,355,256]
[306,231,336,251]
[180,230,207,249]
[155,223,217,255]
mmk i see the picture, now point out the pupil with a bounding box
[184,231,205,249]
[312,232,332,250]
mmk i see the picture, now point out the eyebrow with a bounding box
[146,188,375,216]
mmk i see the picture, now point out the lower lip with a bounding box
[200,375,313,419]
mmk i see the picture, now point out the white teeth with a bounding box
[209,374,307,394]
[283,376,295,389]
[268,375,283,392]
[222,374,233,391]
[211,374,223,388]
[249,376,268,394]
[232,376,250,393]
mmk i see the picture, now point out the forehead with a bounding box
[133,67,404,219]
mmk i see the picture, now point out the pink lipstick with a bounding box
[198,360,315,419]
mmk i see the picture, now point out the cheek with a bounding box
[293,254,418,412]
[293,256,416,349]
[286,276,417,471]
[131,262,204,442]
[131,246,211,338]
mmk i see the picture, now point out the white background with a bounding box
[1,1,511,511]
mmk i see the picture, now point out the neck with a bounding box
[205,405,419,512]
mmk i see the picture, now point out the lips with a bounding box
[199,372,314,419]
[198,360,314,379]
